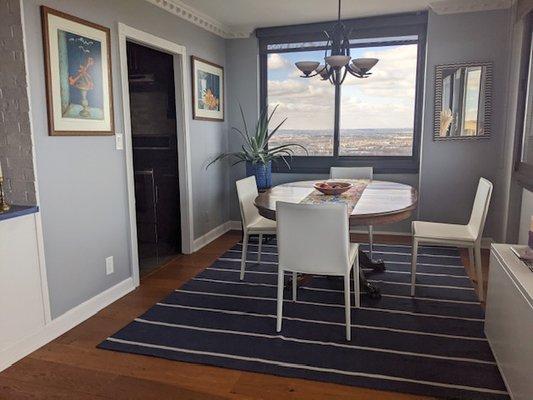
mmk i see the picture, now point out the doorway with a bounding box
[127,41,181,277]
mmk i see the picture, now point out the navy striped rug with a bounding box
[99,239,508,400]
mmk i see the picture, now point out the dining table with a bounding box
[254,179,419,298]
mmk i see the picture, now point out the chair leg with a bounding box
[292,271,297,301]
[411,238,418,296]
[344,273,351,341]
[474,244,484,301]
[368,225,374,261]
[257,233,263,263]
[353,256,360,308]
[240,233,248,281]
[276,268,284,332]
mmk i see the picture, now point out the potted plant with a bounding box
[207,104,307,189]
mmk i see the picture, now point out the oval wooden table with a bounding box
[254,180,419,297]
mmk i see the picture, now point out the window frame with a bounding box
[514,11,533,191]
[257,12,428,174]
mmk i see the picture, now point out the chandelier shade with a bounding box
[295,61,320,75]
[352,58,379,74]
[325,55,351,68]
[294,0,378,86]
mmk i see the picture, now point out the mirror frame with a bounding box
[433,61,493,141]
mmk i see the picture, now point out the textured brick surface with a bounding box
[0,0,36,205]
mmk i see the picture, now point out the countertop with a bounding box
[0,205,39,222]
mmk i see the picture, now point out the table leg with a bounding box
[284,250,381,299]
[359,248,385,271]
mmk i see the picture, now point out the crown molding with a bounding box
[145,0,251,39]
[429,0,514,14]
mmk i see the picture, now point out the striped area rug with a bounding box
[99,238,509,400]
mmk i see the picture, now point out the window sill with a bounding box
[272,156,419,174]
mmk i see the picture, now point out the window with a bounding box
[257,13,427,173]
[267,50,335,156]
[339,44,418,156]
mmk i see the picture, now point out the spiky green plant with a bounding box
[207,104,307,169]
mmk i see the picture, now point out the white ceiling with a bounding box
[148,0,513,38]
[180,0,433,32]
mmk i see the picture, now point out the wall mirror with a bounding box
[434,62,492,140]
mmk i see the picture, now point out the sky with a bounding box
[267,44,418,131]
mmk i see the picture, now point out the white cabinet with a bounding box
[0,212,49,369]
[485,244,533,400]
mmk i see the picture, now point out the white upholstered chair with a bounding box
[410,178,493,301]
[330,167,375,259]
[275,201,360,341]
[236,176,276,280]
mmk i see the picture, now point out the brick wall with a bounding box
[0,0,36,205]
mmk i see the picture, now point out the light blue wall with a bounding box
[226,38,259,224]
[22,0,229,318]
[419,9,512,241]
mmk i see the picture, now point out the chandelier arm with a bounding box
[346,65,364,79]
[299,71,322,78]
[321,64,330,79]
[295,0,378,86]
[339,66,349,85]
[328,70,335,85]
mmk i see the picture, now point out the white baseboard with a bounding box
[229,220,242,231]
[193,221,233,252]
[0,277,135,372]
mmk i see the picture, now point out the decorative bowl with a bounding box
[313,181,352,195]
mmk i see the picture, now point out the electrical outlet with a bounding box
[105,256,114,275]
[115,133,124,150]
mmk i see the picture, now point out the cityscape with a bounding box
[269,128,414,156]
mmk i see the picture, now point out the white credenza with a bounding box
[0,209,50,370]
[485,244,533,400]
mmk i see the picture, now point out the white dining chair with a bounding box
[236,176,277,280]
[275,201,360,341]
[410,178,493,301]
[330,167,375,259]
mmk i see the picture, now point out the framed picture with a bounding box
[41,6,114,136]
[191,56,224,121]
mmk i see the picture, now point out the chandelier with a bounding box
[295,0,378,86]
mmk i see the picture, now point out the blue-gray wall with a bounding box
[225,38,259,226]
[419,9,512,241]
[22,0,229,318]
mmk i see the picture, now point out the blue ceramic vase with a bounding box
[246,161,272,190]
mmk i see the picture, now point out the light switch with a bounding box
[115,133,124,150]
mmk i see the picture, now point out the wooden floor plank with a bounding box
[0,231,485,399]
[29,343,242,397]
[0,376,109,400]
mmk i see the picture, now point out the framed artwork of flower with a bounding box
[191,56,224,121]
[41,6,114,136]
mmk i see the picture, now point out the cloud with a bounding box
[346,45,418,98]
[267,44,419,129]
[267,53,290,70]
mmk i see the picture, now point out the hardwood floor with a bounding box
[0,231,489,400]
